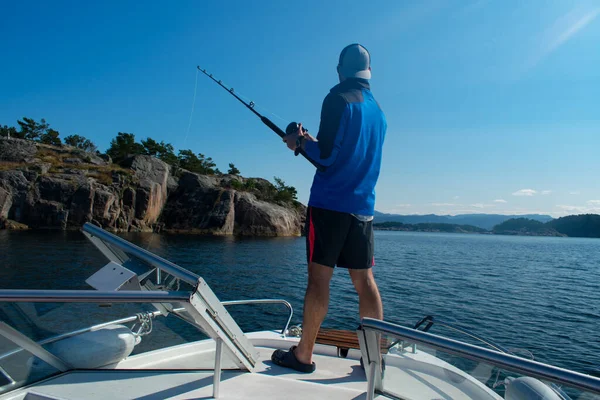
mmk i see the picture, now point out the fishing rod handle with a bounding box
[285,121,307,156]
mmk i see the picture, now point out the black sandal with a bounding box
[271,346,316,373]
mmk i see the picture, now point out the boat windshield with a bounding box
[0,298,250,395]
[0,223,260,394]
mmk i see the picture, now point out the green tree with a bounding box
[0,125,18,138]
[273,177,287,191]
[227,163,240,175]
[244,178,256,190]
[64,134,97,152]
[201,154,216,172]
[141,138,178,165]
[17,117,49,140]
[141,138,161,156]
[177,150,217,174]
[178,149,200,172]
[106,132,145,163]
[39,128,62,146]
[273,176,298,203]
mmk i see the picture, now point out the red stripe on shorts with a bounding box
[309,208,315,262]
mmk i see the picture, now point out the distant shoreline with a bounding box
[373,228,560,237]
[373,215,600,239]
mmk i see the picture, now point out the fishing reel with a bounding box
[285,122,308,156]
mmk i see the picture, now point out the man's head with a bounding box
[337,43,371,82]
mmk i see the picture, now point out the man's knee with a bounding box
[349,269,378,296]
[307,262,333,292]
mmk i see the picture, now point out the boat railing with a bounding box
[359,318,600,400]
[0,297,293,364]
[403,315,512,354]
[82,222,200,287]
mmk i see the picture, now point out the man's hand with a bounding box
[283,123,317,151]
[283,124,300,151]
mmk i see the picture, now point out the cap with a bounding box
[337,43,371,80]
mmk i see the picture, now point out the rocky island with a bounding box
[0,137,305,236]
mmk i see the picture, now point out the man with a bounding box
[271,43,387,373]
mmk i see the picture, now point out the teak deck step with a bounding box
[316,329,389,354]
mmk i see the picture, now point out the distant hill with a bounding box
[547,214,600,238]
[492,218,564,237]
[373,212,553,230]
[374,221,487,234]
[493,215,600,238]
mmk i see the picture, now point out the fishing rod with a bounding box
[196,66,324,171]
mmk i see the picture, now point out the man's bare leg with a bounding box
[349,268,383,320]
[294,262,334,364]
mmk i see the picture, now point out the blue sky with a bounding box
[1,0,599,217]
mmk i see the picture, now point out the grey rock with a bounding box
[0,148,304,235]
[0,219,29,230]
[160,172,229,232]
[67,180,95,228]
[125,155,170,185]
[0,170,30,192]
[167,176,178,193]
[83,153,108,166]
[29,162,52,175]
[0,137,37,162]
[93,188,119,228]
[38,175,79,204]
[0,187,12,219]
[27,200,69,229]
[126,156,170,226]
[234,192,303,236]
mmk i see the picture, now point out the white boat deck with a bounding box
[2,334,506,400]
[4,346,373,400]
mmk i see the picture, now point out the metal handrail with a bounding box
[0,290,190,303]
[221,299,294,335]
[388,315,511,354]
[82,222,200,286]
[361,318,600,395]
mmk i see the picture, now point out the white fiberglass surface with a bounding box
[0,332,523,400]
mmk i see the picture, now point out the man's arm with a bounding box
[302,93,347,167]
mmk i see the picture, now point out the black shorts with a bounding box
[306,206,375,269]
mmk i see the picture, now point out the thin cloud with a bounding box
[557,205,581,211]
[513,189,537,197]
[453,196,460,200]
[470,203,495,209]
[494,199,507,203]
[570,191,581,195]
[394,204,412,208]
[430,203,458,207]
[526,7,600,70]
[556,203,600,216]
[541,190,552,195]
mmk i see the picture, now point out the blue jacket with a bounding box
[304,79,387,215]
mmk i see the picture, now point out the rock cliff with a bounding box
[0,137,305,236]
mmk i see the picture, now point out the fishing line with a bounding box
[181,68,199,148]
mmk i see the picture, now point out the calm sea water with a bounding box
[1,230,599,376]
